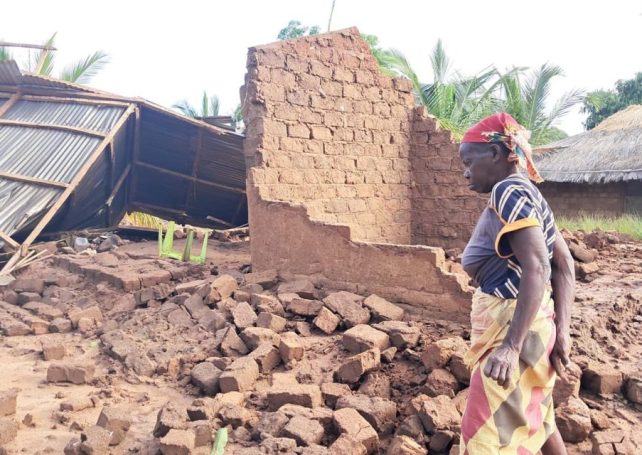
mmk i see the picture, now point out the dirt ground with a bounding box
[0,232,641,454]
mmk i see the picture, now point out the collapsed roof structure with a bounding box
[0,60,247,272]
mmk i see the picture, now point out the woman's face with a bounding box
[459,142,505,194]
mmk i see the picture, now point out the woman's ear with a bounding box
[490,143,503,163]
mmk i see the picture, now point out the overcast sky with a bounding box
[3,0,642,135]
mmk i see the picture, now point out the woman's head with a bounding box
[458,113,543,193]
[460,141,517,193]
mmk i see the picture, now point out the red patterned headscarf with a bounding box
[462,113,543,183]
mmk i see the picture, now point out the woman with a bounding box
[458,113,575,454]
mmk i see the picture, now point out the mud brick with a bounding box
[387,435,427,455]
[175,280,208,295]
[625,377,642,404]
[159,429,195,455]
[423,368,459,398]
[183,295,209,320]
[79,425,112,453]
[321,382,351,408]
[287,297,323,317]
[420,337,467,372]
[277,280,317,299]
[49,317,72,333]
[42,340,66,360]
[0,313,31,336]
[372,321,420,349]
[23,302,64,321]
[215,327,249,357]
[279,331,304,363]
[190,362,222,395]
[232,302,258,329]
[267,384,323,411]
[249,343,282,373]
[47,363,95,384]
[343,324,390,353]
[198,310,227,332]
[68,306,103,328]
[581,363,623,395]
[252,411,289,439]
[256,312,287,333]
[244,270,278,288]
[0,418,18,445]
[0,389,18,417]
[140,270,172,287]
[363,295,404,321]
[218,404,254,428]
[282,415,324,446]
[212,275,238,300]
[333,408,379,454]
[96,406,131,446]
[295,321,312,337]
[219,357,259,393]
[241,327,280,350]
[556,397,591,443]
[167,308,193,326]
[17,292,42,305]
[251,294,285,316]
[312,307,339,335]
[335,348,381,383]
[153,402,188,438]
[323,291,370,328]
[115,273,141,291]
[11,278,44,294]
[335,394,397,434]
[330,434,367,455]
[232,289,251,302]
[417,395,459,433]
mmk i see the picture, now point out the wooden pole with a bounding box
[0,171,68,189]
[0,231,19,249]
[0,42,57,51]
[0,91,22,118]
[0,119,106,138]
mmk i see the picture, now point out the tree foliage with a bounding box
[277,20,320,40]
[581,72,642,129]
[0,33,108,84]
[173,91,220,118]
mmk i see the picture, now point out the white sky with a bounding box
[3,0,642,135]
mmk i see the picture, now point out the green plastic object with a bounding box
[158,221,209,264]
[210,428,228,455]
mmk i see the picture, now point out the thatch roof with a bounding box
[534,105,642,183]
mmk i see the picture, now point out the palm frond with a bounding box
[524,63,564,131]
[32,33,57,76]
[0,46,12,62]
[430,39,450,84]
[59,50,109,84]
[173,100,199,118]
[209,95,220,117]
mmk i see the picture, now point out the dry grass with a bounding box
[121,212,164,229]
[557,214,642,240]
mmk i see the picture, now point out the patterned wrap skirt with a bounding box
[459,289,558,454]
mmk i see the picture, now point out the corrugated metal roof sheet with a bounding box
[5,100,124,133]
[0,178,61,234]
[0,61,21,86]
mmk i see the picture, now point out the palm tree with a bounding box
[1,33,109,84]
[173,91,221,118]
[380,40,503,138]
[497,64,583,146]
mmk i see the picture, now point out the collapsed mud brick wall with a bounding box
[241,28,485,321]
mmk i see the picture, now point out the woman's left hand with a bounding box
[483,343,519,389]
[550,328,571,376]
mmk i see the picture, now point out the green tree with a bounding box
[582,72,642,129]
[497,64,583,145]
[277,20,320,40]
[173,91,220,118]
[0,33,108,84]
[379,40,504,138]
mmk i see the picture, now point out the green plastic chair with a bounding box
[158,221,209,264]
[210,428,228,455]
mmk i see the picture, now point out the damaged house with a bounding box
[0,60,247,272]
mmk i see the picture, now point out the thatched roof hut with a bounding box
[534,105,642,216]
[535,105,642,183]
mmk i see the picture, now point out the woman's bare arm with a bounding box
[483,226,550,387]
[549,231,575,375]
